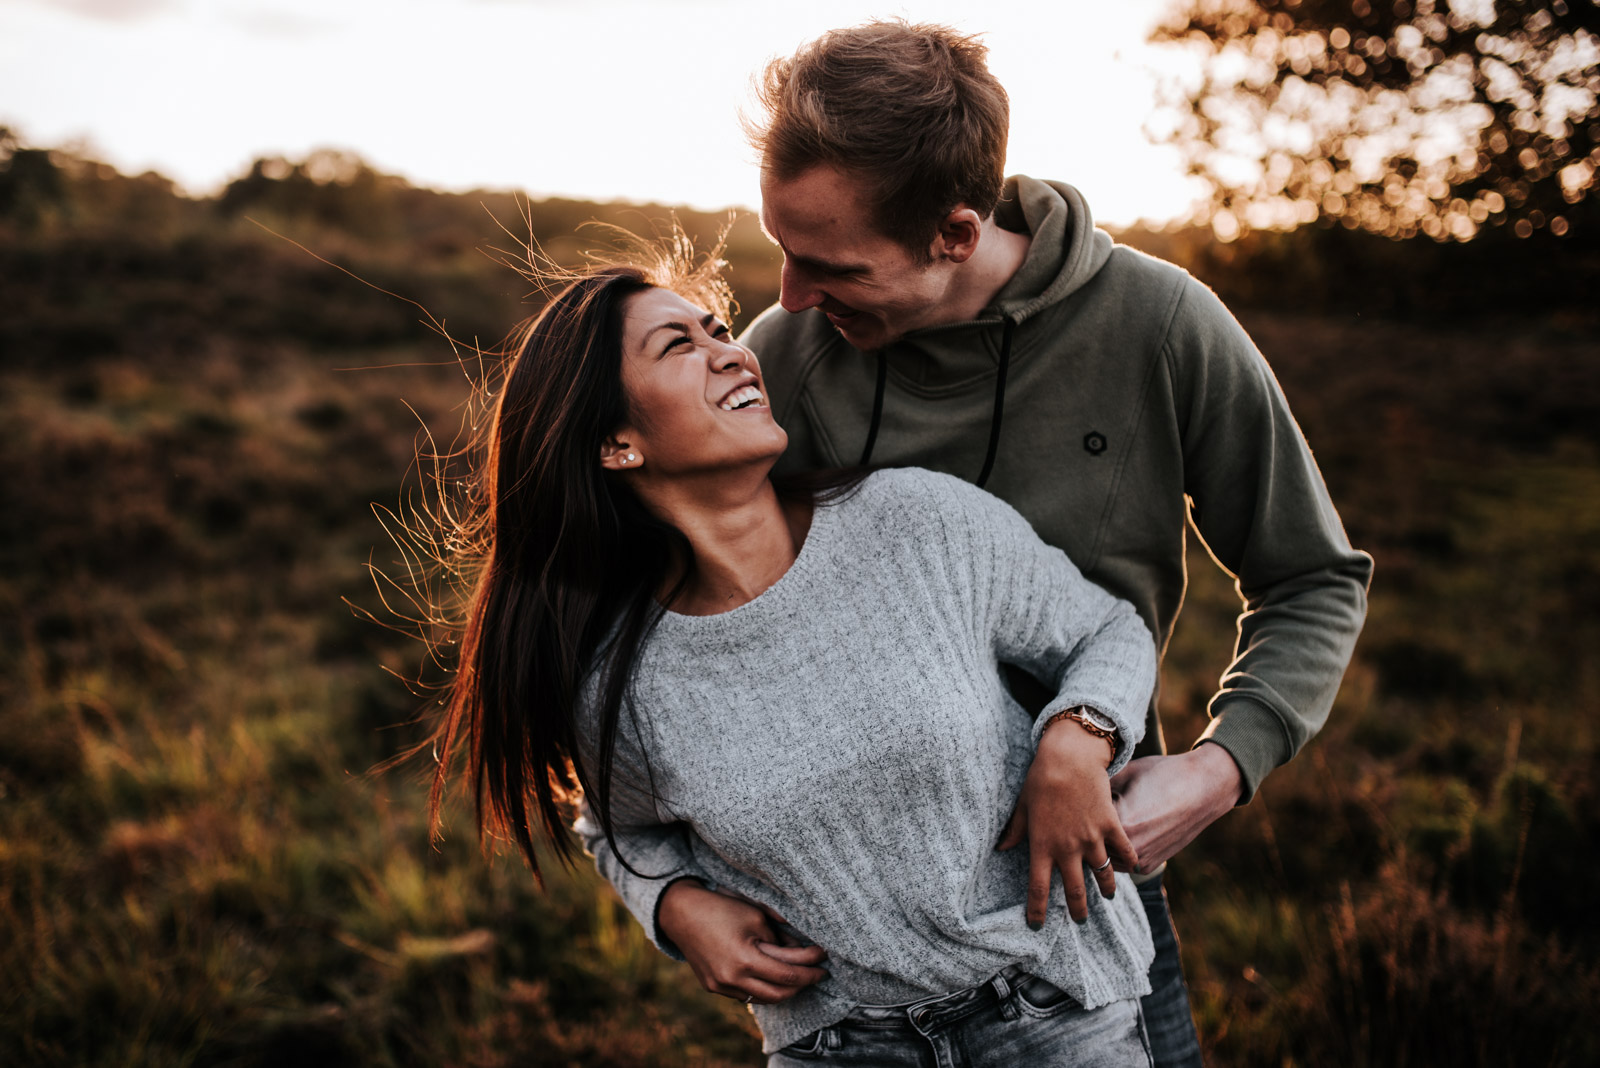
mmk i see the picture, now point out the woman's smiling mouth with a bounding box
[718,384,766,411]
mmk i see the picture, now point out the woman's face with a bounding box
[610,288,787,478]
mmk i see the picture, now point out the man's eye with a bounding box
[711,323,731,338]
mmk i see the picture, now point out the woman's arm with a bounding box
[993,565,1156,926]
[932,472,1158,927]
[996,710,1138,926]
[573,785,827,1004]
[656,879,829,1005]
[571,790,705,954]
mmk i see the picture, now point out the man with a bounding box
[737,19,1373,1065]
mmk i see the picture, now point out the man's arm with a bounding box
[1114,277,1372,866]
[1109,744,1243,871]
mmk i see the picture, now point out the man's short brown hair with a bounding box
[746,20,1010,261]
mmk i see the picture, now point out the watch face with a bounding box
[1079,707,1116,732]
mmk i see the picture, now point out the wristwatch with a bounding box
[1043,705,1119,755]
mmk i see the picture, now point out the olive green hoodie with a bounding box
[741,176,1372,801]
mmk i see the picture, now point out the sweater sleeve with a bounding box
[1167,278,1374,801]
[927,472,1158,776]
[571,707,713,961]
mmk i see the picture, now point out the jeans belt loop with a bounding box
[992,966,1021,1022]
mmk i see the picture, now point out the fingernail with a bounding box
[1106,891,1115,900]
[1075,916,1087,926]
[1028,918,1043,931]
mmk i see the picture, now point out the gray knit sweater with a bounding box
[573,468,1158,1053]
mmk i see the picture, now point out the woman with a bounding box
[422,246,1159,1064]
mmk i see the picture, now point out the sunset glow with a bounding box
[0,0,1204,227]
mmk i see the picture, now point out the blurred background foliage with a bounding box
[1150,0,1599,242]
[2,52,1598,1064]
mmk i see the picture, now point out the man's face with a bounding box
[759,164,953,351]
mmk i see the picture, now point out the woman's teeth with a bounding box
[719,386,764,411]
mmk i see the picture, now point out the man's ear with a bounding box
[599,432,642,472]
[933,206,984,264]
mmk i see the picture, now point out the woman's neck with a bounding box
[641,475,813,616]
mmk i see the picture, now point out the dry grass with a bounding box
[2,188,1596,1065]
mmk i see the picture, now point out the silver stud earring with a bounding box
[626,453,637,464]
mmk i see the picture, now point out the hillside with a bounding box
[3,145,1597,1066]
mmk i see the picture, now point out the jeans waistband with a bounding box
[846,964,1027,1034]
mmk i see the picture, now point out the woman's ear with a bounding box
[599,433,642,472]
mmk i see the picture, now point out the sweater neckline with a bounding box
[653,493,840,631]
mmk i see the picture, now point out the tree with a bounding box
[1150,0,1600,241]
[0,126,66,229]
[217,149,404,238]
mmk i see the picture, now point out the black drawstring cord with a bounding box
[974,319,1014,489]
[856,317,1014,488]
[859,349,888,466]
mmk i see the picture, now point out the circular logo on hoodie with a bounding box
[1084,431,1108,456]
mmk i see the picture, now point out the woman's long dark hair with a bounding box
[406,232,869,884]
[419,265,679,882]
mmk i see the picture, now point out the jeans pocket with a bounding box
[1012,974,1082,1018]
[773,1029,828,1060]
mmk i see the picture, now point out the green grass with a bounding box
[1157,424,1600,1065]
[3,193,1597,1064]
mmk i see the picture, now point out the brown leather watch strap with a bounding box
[1041,705,1117,756]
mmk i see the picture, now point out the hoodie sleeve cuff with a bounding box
[1194,698,1294,804]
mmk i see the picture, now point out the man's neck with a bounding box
[934,217,1032,326]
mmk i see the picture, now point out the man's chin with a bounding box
[827,314,893,351]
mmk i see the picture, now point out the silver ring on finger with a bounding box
[744,994,755,1005]
[1090,857,1113,872]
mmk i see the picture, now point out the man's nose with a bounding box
[778,259,825,314]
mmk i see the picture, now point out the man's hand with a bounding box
[997,717,1139,927]
[657,880,828,1005]
[1109,743,1244,872]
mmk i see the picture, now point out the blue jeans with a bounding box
[1137,873,1204,1067]
[767,965,1152,1067]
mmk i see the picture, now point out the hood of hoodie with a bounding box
[886,176,1115,391]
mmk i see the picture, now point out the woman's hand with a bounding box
[657,880,829,1005]
[996,717,1139,927]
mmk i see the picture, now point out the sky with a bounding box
[0,0,1207,228]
